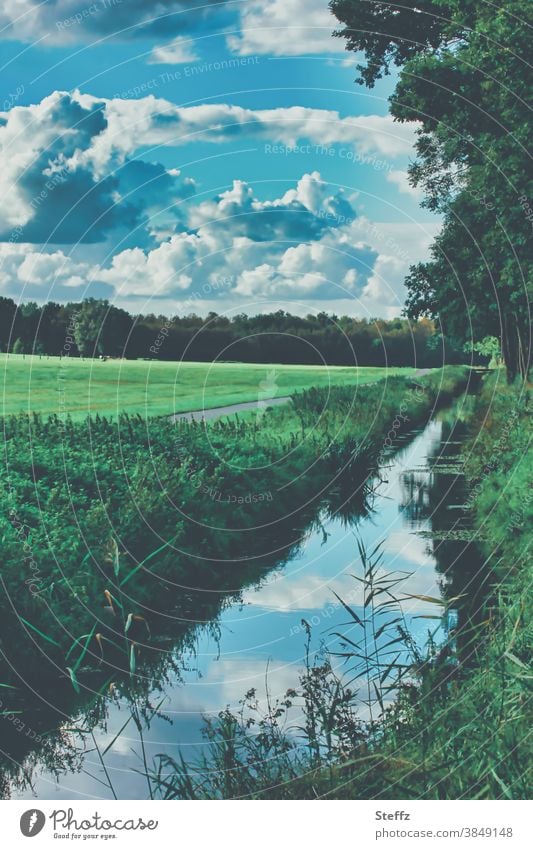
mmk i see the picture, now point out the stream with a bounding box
[3,396,484,799]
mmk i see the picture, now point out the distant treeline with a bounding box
[0,296,470,367]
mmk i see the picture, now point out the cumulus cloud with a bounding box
[0,0,343,60]
[0,89,416,246]
[0,169,438,312]
[227,0,343,56]
[72,92,417,166]
[354,219,441,310]
[0,88,431,313]
[0,91,196,244]
[99,171,372,300]
[188,172,357,242]
[0,242,112,300]
[3,90,416,175]
[0,172,374,302]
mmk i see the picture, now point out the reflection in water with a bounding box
[1,405,487,799]
[400,472,432,523]
[399,405,490,659]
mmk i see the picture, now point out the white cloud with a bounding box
[350,218,441,308]
[0,0,346,65]
[68,92,417,167]
[188,171,357,242]
[227,0,343,56]
[232,230,369,300]
[94,173,438,306]
[0,91,196,244]
[362,254,407,308]
[99,172,370,300]
[100,233,204,296]
[0,87,435,314]
[0,93,416,212]
[0,89,418,249]
[0,172,368,302]
[387,169,424,200]
[0,242,109,301]
[242,545,441,615]
[0,171,439,313]
[148,36,201,65]
[0,0,226,44]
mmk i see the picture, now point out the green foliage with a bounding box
[74,298,132,358]
[330,1,466,87]
[0,368,468,694]
[145,373,531,799]
[464,372,531,567]
[466,336,502,367]
[0,295,466,367]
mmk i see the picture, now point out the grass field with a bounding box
[0,354,415,419]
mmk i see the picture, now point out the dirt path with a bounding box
[170,395,292,423]
[171,369,432,423]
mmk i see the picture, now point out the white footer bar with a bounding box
[2,799,530,848]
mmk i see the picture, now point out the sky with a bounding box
[0,0,440,319]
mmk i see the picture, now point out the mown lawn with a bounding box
[0,354,415,419]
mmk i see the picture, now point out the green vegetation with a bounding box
[464,371,531,572]
[0,0,529,805]
[144,372,532,799]
[0,367,468,701]
[0,353,414,419]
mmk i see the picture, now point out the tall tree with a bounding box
[331,0,531,380]
[74,299,133,357]
[0,297,17,353]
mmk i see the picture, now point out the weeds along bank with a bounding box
[377,371,532,800]
[0,367,468,697]
[155,369,529,801]
[463,372,531,568]
[347,371,532,800]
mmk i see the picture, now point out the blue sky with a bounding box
[0,0,440,318]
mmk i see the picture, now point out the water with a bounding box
[4,410,478,799]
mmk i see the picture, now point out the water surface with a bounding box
[5,409,479,799]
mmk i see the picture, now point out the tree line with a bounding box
[331,0,531,382]
[0,296,470,367]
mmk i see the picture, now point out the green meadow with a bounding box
[0,353,414,419]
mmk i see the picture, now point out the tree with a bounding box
[19,302,40,352]
[330,0,531,381]
[0,296,17,353]
[37,302,69,355]
[467,336,503,368]
[12,338,25,355]
[74,299,107,357]
[75,299,133,357]
[330,1,465,87]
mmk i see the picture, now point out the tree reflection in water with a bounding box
[399,410,492,663]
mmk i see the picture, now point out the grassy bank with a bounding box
[145,370,531,799]
[0,354,414,419]
[0,367,468,711]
